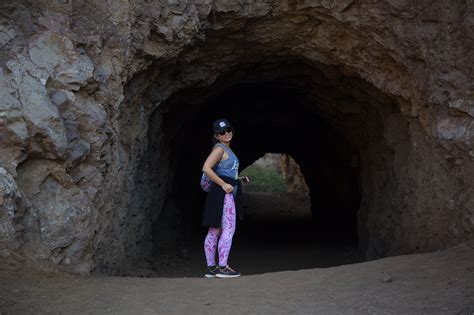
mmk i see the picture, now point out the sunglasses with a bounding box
[218,127,233,135]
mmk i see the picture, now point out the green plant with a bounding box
[240,165,286,193]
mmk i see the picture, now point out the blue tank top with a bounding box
[214,143,239,180]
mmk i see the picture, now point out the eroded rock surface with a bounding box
[0,0,473,274]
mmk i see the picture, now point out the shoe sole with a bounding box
[216,274,241,278]
[204,274,217,278]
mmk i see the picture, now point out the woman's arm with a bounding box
[202,146,233,192]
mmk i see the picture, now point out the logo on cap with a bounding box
[219,122,226,127]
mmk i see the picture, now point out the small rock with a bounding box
[381,272,393,283]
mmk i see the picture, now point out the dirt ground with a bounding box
[1,192,474,313]
[1,242,474,314]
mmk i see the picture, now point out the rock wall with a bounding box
[280,154,310,195]
[0,0,473,274]
[252,153,309,194]
[252,153,282,171]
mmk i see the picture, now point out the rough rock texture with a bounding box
[280,154,310,195]
[252,153,282,171]
[0,0,473,274]
[252,153,309,194]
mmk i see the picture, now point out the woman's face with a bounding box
[215,128,233,142]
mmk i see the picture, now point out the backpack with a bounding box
[200,161,221,192]
[200,145,223,192]
[200,172,214,192]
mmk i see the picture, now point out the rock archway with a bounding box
[0,1,472,275]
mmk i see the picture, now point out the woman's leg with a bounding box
[204,227,221,266]
[218,193,236,266]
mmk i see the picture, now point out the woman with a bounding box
[201,118,249,278]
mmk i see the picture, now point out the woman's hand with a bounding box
[239,176,250,185]
[221,183,234,193]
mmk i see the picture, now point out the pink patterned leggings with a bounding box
[204,193,236,267]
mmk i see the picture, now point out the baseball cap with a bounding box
[212,119,233,133]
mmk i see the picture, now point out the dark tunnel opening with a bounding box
[129,57,402,277]
[141,83,365,276]
[179,83,361,236]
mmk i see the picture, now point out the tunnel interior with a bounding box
[126,56,407,276]
[159,81,362,238]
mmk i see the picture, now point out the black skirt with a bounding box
[202,176,240,228]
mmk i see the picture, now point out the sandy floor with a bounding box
[1,192,473,313]
[1,242,474,314]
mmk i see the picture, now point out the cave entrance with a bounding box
[127,57,395,276]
